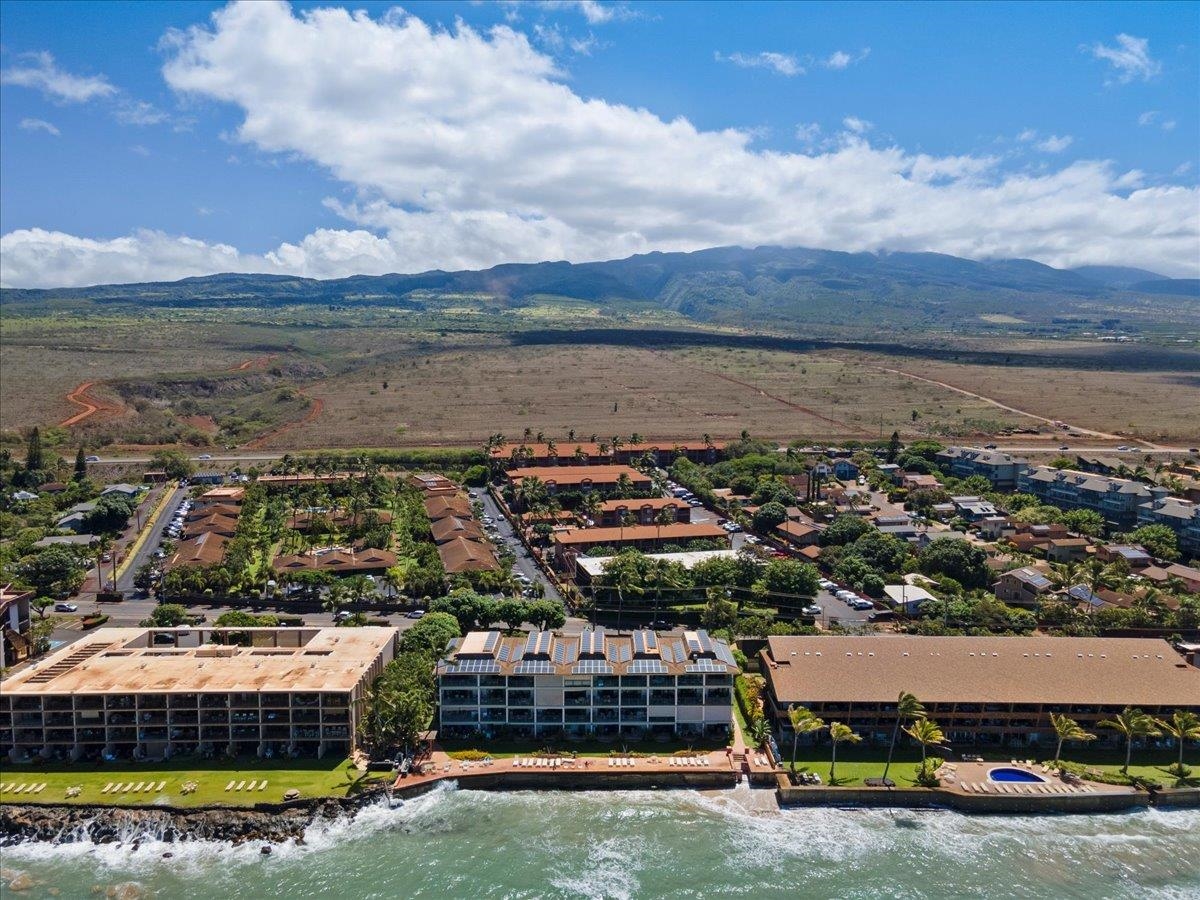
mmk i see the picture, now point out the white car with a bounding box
[802,604,822,617]
[54,602,79,613]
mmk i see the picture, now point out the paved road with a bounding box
[472,488,562,604]
[115,485,189,595]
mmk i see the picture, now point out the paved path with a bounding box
[473,488,562,604]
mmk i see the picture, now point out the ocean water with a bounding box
[3,784,1199,899]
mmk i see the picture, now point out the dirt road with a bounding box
[60,381,124,427]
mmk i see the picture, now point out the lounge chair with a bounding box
[259,781,267,791]
[247,780,258,791]
[101,782,113,794]
[226,780,235,791]
[133,782,146,792]
[235,780,246,791]
[33,784,46,794]
[0,784,8,793]
[157,781,166,791]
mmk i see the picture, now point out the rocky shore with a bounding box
[0,789,387,847]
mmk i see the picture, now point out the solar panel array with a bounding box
[497,643,516,663]
[685,660,729,673]
[660,641,686,664]
[632,630,659,656]
[525,630,553,658]
[713,642,737,666]
[572,660,614,675]
[446,659,502,674]
[579,628,605,657]
[552,638,579,665]
[482,631,501,653]
[610,643,632,663]
[627,659,668,674]
[514,660,555,675]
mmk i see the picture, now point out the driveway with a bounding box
[472,488,562,604]
[115,485,188,595]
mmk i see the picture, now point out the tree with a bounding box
[755,559,820,600]
[701,588,738,631]
[1126,524,1180,562]
[31,596,55,619]
[84,493,137,534]
[463,465,488,486]
[151,449,194,480]
[918,539,990,588]
[828,721,862,782]
[429,589,497,632]
[751,501,788,533]
[142,603,189,627]
[525,598,566,631]
[886,430,902,464]
[904,717,946,783]
[1062,509,1105,538]
[882,691,925,784]
[1098,707,1161,775]
[19,546,85,597]
[214,610,264,628]
[323,583,349,619]
[820,515,873,547]
[1050,712,1096,764]
[73,447,88,482]
[495,598,529,632]
[787,705,827,773]
[25,427,43,472]
[398,611,461,656]
[1153,710,1200,777]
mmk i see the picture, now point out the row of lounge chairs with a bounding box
[753,755,772,768]
[961,781,1097,795]
[224,779,268,792]
[670,756,712,767]
[102,781,167,794]
[0,782,46,794]
[513,757,564,768]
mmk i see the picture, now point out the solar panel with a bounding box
[497,643,514,662]
[572,660,613,675]
[609,643,631,664]
[580,628,605,657]
[447,659,501,674]
[713,641,736,666]
[632,630,658,656]
[482,631,501,653]
[627,659,668,674]
[694,630,714,654]
[662,642,684,664]
[524,630,553,659]
[684,660,729,673]
[552,638,579,665]
[514,660,554,675]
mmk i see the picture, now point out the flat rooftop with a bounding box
[553,523,729,546]
[1,627,397,696]
[575,549,738,578]
[762,635,1200,708]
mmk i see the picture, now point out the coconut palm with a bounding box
[882,691,925,784]
[1098,707,1161,775]
[1154,710,1200,777]
[655,505,676,542]
[1050,712,1096,764]
[903,717,946,782]
[787,705,827,773]
[828,721,862,782]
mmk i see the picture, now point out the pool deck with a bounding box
[934,760,1139,799]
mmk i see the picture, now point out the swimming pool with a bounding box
[988,767,1046,783]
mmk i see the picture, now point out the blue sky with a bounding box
[1,0,1197,287]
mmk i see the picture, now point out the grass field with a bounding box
[0,756,384,807]
[3,305,1197,448]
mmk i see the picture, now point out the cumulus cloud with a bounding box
[3,2,1196,287]
[1036,134,1073,153]
[1088,33,1160,83]
[842,115,872,134]
[1,51,116,102]
[530,1,637,24]
[824,48,869,70]
[716,50,803,76]
[18,117,60,136]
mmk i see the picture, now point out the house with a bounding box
[1074,455,1125,476]
[950,496,998,521]
[1136,495,1200,560]
[424,495,473,522]
[54,511,89,533]
[976,516,1015,541]
[0,586,33,670]
[832,460,860,481]
[190,471,226,485]
[992,566,1055,606]
[33,534,99,549]
[408,473,458,496]
[1044,537,1092,563]
[929,502,956,521]
[438,537,500,574]
[935,447,1028,490]
[194,487,245,508]
[597,498,690,527]
[272,547,398,575]
[257,472,358,487]
[181,513,241,540]
[100,483,142,499]
[430,516,486,545]
[1096,544,1153,568]
[883,584,936,615]
[876,463,902,483]
[38,482,67,494]
[914,530,970,549]
[142,470,170,484]
[10,490,38,502]
[506,465,653,506]
[437,628,736,740]
[1017,467,1151,530]
[573,549,739,586]
[901,473,943,491]
[167,532,231,569]
[1139,563,1200,593]
[774,521,820,548]
[757,635,1200,747]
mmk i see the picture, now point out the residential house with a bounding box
[950,495,999,522]
[10,490,38,502]
[883,584,937,615]
[876,463,902,483]
[100,484,142,499]
[1074,455,1126,476]
[976,516,1015,541]
[935,447,1028,490]
[438,537,500,574]
[774,521,820,548]
[1096,544,1153,569]
[190,471,225,485]
[992,566,1055,606]
[506,465,653,506]
[272,547,398,575]
[572,549,739,587]
[901,473,943,491]
[597,498,690,527]
[1139,563,1200,593]
[430,516,486,545]
[0,586,33,670]
[832,460,860,481]
[408,473,458,496]
[194,487,245,509]
[1045,537,1092,563]
[424,495,473,522]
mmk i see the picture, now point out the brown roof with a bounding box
[186,504,241,520]
[198,487,245,503]
[508,465,650,487]
[438,537,500,573]
[272,547,397,573]
[797,545,822,560]
[286,509,393,531]
[599,498,686,512]
[258,472,357,485]
[762,635,1200,707]
[430,516,485,545]
[182,513,240,538]
[167,532,230,568]
[552,522,729,547]
[424,495,473,521]
[776,521,819,540]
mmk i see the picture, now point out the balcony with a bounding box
[443,690,479,706]
[649,690,675,706]
[564,692,591,707]
[593,707,619,723]
[293,726,320,740]
[200,695,229,709]
[508,691,534,707]
[138,696,166,710]
[169,694,198,708]
[292,694,320,708]
[480,708,507,724]
[508,708,534,723]
[704,690,730,705]
[594,690,619,706]
[620,691,647,706]
[231,711,260,724]
[677,690,704,706]
[231,725,259,739]
[564,708,590,723]
[480,689,507,706]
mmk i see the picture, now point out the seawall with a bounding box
[776,784,1151,814]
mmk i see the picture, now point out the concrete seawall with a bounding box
[776,784,1151,814]
[393,770,737,799]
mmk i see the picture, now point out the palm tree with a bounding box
[882,691,925,784]
[1098,707,1161,775]
[828,721,862,782]
[619,511,636,544]
[655,505,676,543]
[1154,710,1200,777]
[580,491,602,526]
[1050,712,1096,765]
[787,705,827,773]
[903,717,946,782]
[323,583,349,620]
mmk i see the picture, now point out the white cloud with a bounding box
[18,117,60,136]
[130,145,151,157]
[1138,110,1159,126]
[1161,119,1176,133]
[716,50,803,77]
[842,116,872,134]
[3,2,1196,287]
[1,51,117,102]
[794,122,821,146]
[533,1,637,24]
[114,99,171,126]
[824,48,869,70]
[1016,128,1037,143]
[1088,33,1161,83]
[1035,134,1073,153]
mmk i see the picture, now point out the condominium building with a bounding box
[1016,466,1152,530]
[437,628,737,740]
[936,447,1028,490]
[0,627,396,763]
[759,635,1200,748]
[506,465,653,504]
[490,441,725,468]
[1137,495,1200,560]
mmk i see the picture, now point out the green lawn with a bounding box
[776,746,927,786]
[1051,748,1197,786]
[0,756,387,807]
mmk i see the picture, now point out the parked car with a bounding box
[85,455,101,463]
[54,602,78,613]
[405,610,426,619]
[196,454,213,460]
[802,604,822,616]
[333,610,353,622]
[867,610,896,622]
